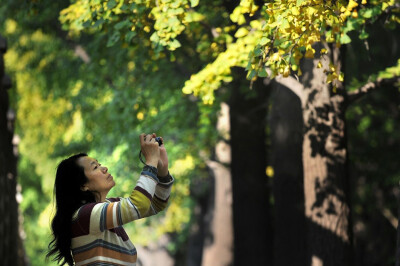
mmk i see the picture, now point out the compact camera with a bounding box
[154,137,163,146]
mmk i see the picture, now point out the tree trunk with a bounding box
[229,69,272,266]
[201,102,233,266]
[0,34,25,266]
[397,184,400,266]
[269,81,306,266]
[300,45,352,266]
[272,43,352,266]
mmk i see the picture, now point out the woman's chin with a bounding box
[106,181,116,191]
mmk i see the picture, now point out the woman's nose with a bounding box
[102,166,108,173]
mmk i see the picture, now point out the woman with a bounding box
[47,133,174,265]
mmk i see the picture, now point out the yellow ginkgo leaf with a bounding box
[347,0,358,11]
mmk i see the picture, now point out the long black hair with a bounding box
[46,153,96,265]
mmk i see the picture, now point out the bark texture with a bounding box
[229,70,272,266]
[397,185,400,266]
[300,46,352,266]
[269,82,306,266]
[202,102,233,266]
[273,44,352,266]
[202,160,233,266]
[0,34,25,266]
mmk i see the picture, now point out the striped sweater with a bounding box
[70,168,174,265]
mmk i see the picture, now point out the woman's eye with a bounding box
[93,163,101,170]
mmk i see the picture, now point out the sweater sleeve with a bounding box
[144,174,174,217]
[71,168,173,236]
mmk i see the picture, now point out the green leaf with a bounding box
[107,0,117,9]
[114,20,132,30]
[279,40,291,49]
[281,18,289,29]
[169,39,181,50]
[254,48,263,56]
[360,8,373,18]
[296,0,306,6]
[245,61,252,71]
[107,31,120,47]
[82,20,91,28]
[344,18,361,33]
[359,29,369,40]
[185,11,205,22]
[247,69,257,80]
[258,68,268,78]
[260,37,271,46]
[93,18,105,28]
[150,32,160,43]
[273,38,284,47]
[358,116,371,132]
[190,0,199,7]
[125,31,137,43]
[120,3,129,11]
[340,33,352,44]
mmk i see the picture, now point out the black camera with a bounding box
[155,137,163,146]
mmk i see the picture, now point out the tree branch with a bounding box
[347,76,400,104]
[274,75,306,107]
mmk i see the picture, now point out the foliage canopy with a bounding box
[60,0,400,102]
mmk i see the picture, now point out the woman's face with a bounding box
[77,156,115,201]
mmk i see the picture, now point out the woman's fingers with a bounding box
[141,133,156,143]
[139,133,146,146]
[140,133,162,151]
[140,133,161,167]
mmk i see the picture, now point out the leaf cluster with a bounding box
[247,0,400,84]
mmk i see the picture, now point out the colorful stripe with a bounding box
[71,171,174,265]
[126,198,141,220]
[129,189,152,217]
[154,194,169,203]
[86,262,134,266]
[116,203,122,226]
[72,239,136,255]
[75,253,137,266]
[134,186,152,201]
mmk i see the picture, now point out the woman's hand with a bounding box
[140,133,160,168]
[157,137,169,177]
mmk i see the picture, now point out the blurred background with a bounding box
[0,0,399,265]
